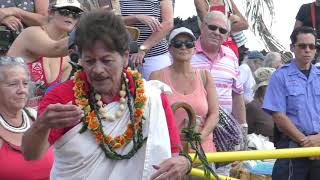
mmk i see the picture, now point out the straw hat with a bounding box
[253,67,276,92]
[126,26,140,41]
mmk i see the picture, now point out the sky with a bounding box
[174,0,314,51]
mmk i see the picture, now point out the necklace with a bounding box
[95,73,128,121]
[0,110,30,133]
[73,68,147,160]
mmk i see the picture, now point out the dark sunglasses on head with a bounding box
[206,23,228,34]
[171,39,195,49]
[56,8,82,19]
[295,43,316,50]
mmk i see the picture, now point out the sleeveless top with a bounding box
[0,140,53,180]
[120,0,168,58]
[0,0,35,12]
[27,56,63,109]
[161,67,215,152]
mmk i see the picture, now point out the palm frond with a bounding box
[245,0,286,52]
[78,0,100,11]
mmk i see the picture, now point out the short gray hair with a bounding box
[264,52,281,68]
[204,11,231,32]
[0,56,29,82]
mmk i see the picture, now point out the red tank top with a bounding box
[0,141,53,180]
[27,56,63,108]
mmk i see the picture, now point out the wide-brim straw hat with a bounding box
[126,26,140,41]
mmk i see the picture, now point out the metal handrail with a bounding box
[190,147,320,163]
[189,147,320,179]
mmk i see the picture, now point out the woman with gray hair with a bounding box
[264,52,283,69]
[0,56,53,179]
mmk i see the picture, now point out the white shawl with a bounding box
[50,80,172,180]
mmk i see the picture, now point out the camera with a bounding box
[0,25,20,52]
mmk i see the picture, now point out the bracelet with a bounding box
[179,151,192,174]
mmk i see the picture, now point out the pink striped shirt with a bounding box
[191,38,243,113]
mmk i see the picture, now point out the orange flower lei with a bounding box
[73,69,147,151]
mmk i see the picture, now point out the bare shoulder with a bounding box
[22,26,46,37]
[12,26,46,44]
[149,69,163,81]
[204,69,215,85]
[203,69,212,79]
[7,26,43,57]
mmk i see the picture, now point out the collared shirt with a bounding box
[263,60,320,135]
[191,38,243,113]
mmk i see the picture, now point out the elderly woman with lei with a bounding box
[21,10,191,180]
[0,56,53,179]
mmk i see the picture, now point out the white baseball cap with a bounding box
[52,0,83,11]
[168,27,196,44]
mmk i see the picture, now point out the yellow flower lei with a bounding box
[73,69,147,151]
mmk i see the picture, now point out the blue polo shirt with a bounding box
[262,59,320,135]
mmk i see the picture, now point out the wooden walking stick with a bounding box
[171,102,196,152]
[171,102,196,180]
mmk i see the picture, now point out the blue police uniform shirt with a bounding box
[262,59,320,135]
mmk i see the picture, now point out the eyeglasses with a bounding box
[56,8,82,19]
[171,40,195,49]
[206,23,228,34]
[295,43,316,50]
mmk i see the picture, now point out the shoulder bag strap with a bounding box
[311,2,316,30]
[200,69,207,87]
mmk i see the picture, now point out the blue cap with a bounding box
[246,51,265,61]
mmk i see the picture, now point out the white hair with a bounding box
[204,11,231,32]
[264,52,282,68]
[0,56,29,82]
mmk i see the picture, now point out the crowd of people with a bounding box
[1,0,320,179]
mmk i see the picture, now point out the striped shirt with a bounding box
[120,0,168,58]
[191,38,243,113]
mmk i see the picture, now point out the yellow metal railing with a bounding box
[188,147,320,179]
[191,168,239,180]
[190,147,320,163]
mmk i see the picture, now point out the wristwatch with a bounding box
[240,123,248,128]
[139,45,149,53]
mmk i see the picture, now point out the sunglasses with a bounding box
[295,43,316,50]
[206,23,228,34]
[56,8,82,19]
[171,40,195,49]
